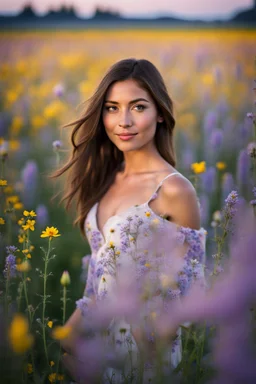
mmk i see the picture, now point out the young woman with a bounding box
[55,58,206,383]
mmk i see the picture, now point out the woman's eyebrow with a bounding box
[104,98,150,104]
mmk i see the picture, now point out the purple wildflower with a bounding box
[21,160,38,208]
[221,172,235,204]
[210,128,223,150]
[253,187,256,197]
[202,166,217,194]
[203,110,218,136]
[6,246,18,254]
[225,190,239,206]
[53,83,65,97]
[52,140,62,150]
[237,149,250,186]
[223,190,239,219]
[35,204,49,229]
[3,254,16,279]
[246,112,254,119]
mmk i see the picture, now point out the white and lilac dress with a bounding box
[78,172,207,383]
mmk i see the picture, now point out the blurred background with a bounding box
[0,0,255,321]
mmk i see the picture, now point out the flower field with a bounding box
[0,28,256,383]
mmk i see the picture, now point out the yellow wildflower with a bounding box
[22,220,35,231]
[0,179,7,186]
[6,195,19,204]
[23,210,37,217]
[191,161,206,174]
[48,373,57,383]
[109,241,115,248]
[145,263,151,268]
[52,325,72,340]
[18,234,26,243]
[145,211,151,217]
[22,249,29,254]
[27,363,33,374]
[40,226,61,239]
[47,321,53,328]
[8,314,34,354]
[0,217,5,224]
[60,271,71,286]
[30,245,35,251]
[26,277,31,282]
[14,202,24,210]
[16,260,31,272]
[216,161,226,171]
[50,360,55,367]
[18,218,25,225]
[115,250,120,255]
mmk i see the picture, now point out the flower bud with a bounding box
[60,271,70,286]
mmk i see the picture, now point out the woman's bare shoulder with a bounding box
[160,172,201,230]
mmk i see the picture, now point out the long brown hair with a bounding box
[53,58,176,236]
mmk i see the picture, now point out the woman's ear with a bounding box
[157,115,164,123]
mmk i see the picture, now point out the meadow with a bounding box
[0,28,256,383]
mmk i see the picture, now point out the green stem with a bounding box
[4,272,10,315]
[1,158,5,179]
[17,281,23,311]
[56,285,67,377]
[42,238,51,365]
[23,274,37,383]
[63,286,66,325]
[196,323,206,381]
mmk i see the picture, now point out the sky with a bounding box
[0,0,253,20]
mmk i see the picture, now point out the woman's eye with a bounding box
[105,106,117,112]
[134,104,146,111]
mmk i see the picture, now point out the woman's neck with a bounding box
[121,148,172,177]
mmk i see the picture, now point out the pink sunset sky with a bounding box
[0,0,253,19]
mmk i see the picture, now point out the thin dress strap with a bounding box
[147,172,181,203]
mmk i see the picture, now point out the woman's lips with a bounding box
[117,134,137,141]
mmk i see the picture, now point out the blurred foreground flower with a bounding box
[40,226,61,239]
[8,313,34,354]
[52,325,71,340]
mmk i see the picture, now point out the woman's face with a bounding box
[102,79,163,152]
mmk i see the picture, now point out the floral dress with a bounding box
[78,172,207,383]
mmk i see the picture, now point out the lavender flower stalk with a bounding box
[3,248,16,314]
[212,191,239,276]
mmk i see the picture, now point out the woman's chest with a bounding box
[97,178,156,234]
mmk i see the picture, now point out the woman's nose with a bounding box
[118,111,132,127]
